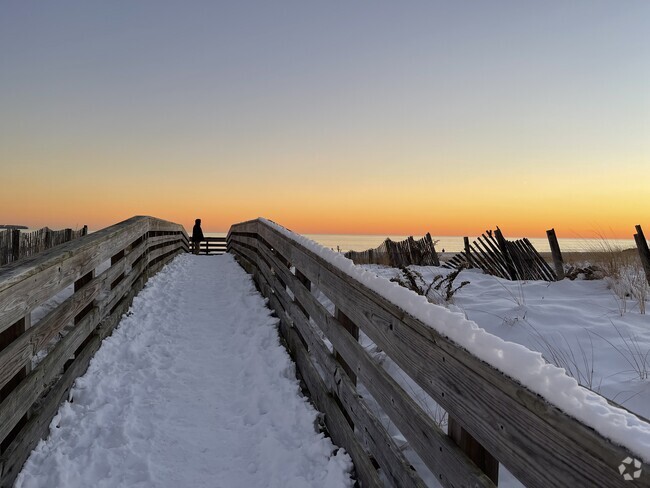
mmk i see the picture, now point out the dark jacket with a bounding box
[192,223,204,243]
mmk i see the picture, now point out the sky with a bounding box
[1,1,648,238]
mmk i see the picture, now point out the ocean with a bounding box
[207,232,637,254]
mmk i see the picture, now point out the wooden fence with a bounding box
[345,233,440,267]
[634,225,650,286]
[228,218,649,488]
[193,236,226,255]
[444,228,556,281]
[0,216,188,487]
[0,226,88,267]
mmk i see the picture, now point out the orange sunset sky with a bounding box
[2,2,649,238]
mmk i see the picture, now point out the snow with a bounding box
[261,219,650,464]
[16,254,354,488]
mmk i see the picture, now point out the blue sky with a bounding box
[1,1,648,234]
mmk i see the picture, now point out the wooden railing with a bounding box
[0,216,188,487]
[194,236,226,255]
[228,218,650,488]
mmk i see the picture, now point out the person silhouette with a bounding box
[192,219,204,255]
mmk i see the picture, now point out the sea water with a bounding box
[206,232,637,254]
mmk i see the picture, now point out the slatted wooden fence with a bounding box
[0,216,188,488]
[444,228,556,281]
[345,233,440,267]
[0,226,88,267]
[228,218,649,488]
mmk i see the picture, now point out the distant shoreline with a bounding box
[0,225,28,230]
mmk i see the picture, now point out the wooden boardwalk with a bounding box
[1,215,649,487]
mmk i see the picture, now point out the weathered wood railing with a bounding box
[0,216,188,487]
[228,218,649,488]
[196,236,227,255]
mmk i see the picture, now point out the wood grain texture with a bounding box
[0,218,148,333]
[0,333,101,488]
[229,220,650,488]
[234,241,440,488]
[231,236,495,487]
[635,225,650,286]
[0,216,187,480]
[242,258,383,488]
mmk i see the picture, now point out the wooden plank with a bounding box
[0,217,149,333]
[0,221,179,450]
[521,238,557,282]
[0,254,156,487]
[0,279,100,392]
[463,236,472,268]
[507,240,533,281]
[520,238,552,282]
[0,333,101,488]
[282,312,392,488]
[99,255,149,316]
[470,240,503,278]
[486,232,519,281]
[250,221,647,488]
[0,307,100,445]
[145,217,187,235]
[146,234,183,247]
[0,317,29,406]
[232,236,496,487]
[146,241,184,264]
[469,236,501,277]
[261,267,427,488]
[334,308,358,386]
[482,232,514,278]
[448,417,499,484]
[11,230,19,263]
[247,264,382,488]
[634,225,650,286]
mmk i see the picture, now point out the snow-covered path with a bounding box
[16,254,353,488]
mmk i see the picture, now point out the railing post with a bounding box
[448,418,499,484]
[0,315,31,401]
[332,307,359,430]
[634,224,650,286]
[546,228,565,280]
[294,269,311,318]
[0,314,31,452]
[70,270,96,362]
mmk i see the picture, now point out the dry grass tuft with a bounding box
[562,237,647,314]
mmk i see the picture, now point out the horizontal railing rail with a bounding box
[227,218,650,488]
[0,216,188,487]
[192,236,226,255]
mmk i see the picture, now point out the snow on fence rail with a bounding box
[227,218,650,488]
[0,216,188,488]
[0,226,88,267]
